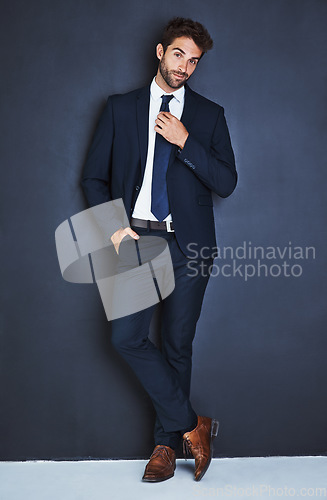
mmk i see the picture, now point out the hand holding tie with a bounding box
[155,111,189,150]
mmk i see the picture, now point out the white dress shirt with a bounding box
[132,77,185,222]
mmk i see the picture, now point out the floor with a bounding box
[0,456,326,500]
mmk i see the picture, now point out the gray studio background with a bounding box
[1,0,326,460]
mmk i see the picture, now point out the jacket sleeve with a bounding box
[176,106,237,198]
[81,96,115,206]
[81,97,125,237]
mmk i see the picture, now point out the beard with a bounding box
[159,56,189,89]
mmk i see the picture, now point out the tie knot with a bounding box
[161,94,174,105]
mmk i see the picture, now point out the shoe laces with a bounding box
[183,437,192,460]
[151,446,173,465]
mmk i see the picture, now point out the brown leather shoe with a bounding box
[142,445,176,482]
[182,416,219,481]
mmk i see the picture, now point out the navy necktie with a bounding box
[151,94,174,221]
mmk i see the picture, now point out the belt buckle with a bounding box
[165,220,174,232]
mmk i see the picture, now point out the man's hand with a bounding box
[110,227,139,255]
[155,112,189,149]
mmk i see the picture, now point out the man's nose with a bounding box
[178,61,187,73]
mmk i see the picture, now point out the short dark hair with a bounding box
[161,17,213,55]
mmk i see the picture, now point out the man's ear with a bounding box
[156,43,164,61]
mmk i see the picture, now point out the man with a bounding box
[81,17,237,482]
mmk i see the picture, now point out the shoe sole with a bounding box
[142,472,175,482]
[195,419,219,481]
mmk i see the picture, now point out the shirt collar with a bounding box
[150,76,185,103]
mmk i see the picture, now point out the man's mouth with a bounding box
[173,72,186,79]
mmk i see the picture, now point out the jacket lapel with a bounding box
[180,84,197,131]
[168,83,198,166]
[136,86,150,178]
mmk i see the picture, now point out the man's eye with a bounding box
[174,53,181,57]
[190,60,197,65]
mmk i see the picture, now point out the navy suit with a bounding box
[81,83,237,255]
[81,82,237,451]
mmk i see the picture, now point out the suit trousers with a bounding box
[110,225,212,450]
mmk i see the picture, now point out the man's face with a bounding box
[156,36,203,91]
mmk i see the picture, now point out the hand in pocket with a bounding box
[110,227,139,255]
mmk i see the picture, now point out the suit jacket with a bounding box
[81,83,237,257]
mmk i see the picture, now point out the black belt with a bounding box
[130,217,174,232]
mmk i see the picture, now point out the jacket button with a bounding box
[135,185,140,191]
